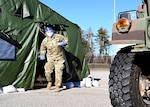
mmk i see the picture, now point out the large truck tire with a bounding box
[109,52,150,107]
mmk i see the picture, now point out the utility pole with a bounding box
[113,0,117,56]
[114,0,116,22]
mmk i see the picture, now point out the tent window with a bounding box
[0,38,16,60]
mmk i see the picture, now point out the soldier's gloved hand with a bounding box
[40,55,45,60]
[58,41,67,46]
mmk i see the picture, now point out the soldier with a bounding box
[40,27,68,92]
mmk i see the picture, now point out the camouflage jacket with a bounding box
[40,34,68,60]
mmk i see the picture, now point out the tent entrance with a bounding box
[34,31,47,89]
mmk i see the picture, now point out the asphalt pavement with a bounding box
[0,68,112,107]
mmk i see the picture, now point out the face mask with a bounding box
[46,32,54,38]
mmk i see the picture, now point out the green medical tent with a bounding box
[0,0,90,89]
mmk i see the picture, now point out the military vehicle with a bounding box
[109,0,150,106]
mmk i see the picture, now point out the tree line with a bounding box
[81,27,111,64]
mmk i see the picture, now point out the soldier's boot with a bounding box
[46,82,52,90]
[55,86,60,92]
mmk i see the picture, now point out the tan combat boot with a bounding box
[46,82,52,90]
[55,86,60,92]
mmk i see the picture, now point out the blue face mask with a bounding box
[47,32,54,38]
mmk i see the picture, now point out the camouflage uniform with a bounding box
[40,34,68,87]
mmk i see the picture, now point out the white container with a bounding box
[2,85,17,94]
[85,78,92,88]
[16,88,25,92]
[92,80,100,87]
[80,78,86,87]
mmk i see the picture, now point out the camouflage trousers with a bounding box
[44,57,65,87]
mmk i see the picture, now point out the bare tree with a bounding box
[81,28,95,63]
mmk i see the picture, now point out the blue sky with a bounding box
[39,0,142,55]
[39,0,141,36]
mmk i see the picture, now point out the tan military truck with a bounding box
[109,0,150,106]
